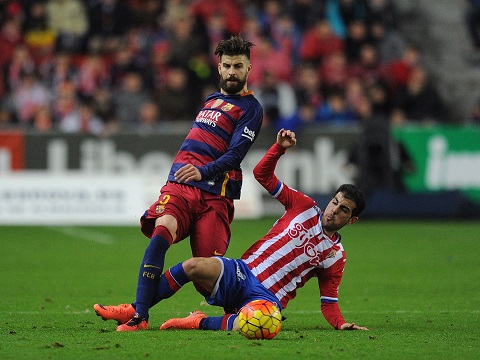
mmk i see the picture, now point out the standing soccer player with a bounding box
[94,35,263,331]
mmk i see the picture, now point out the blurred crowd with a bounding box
[0,0,452,136]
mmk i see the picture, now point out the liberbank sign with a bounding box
[393,125,480,203]
[0,128,358,224]
[1,126,479,224]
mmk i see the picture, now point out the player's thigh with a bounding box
[191,198,233,257]
[182,257,222,293]
[141,183,196,241]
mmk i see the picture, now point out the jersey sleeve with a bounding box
[198,102,263,180]
[317,258,347,330]
[253,142,312,210]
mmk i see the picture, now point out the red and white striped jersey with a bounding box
[241,142,347,329]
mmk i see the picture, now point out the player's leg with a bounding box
[118,185,193,331]
[130,217,175,321]
[190,194,233,297]
[160,257,241,331]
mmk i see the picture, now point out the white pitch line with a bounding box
[49,226,114,245]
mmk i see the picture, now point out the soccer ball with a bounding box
[237,300,282,340]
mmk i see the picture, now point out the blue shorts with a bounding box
[205,257,283,312]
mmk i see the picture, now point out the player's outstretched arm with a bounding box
[277,128,297,149]
[340,322,369,331]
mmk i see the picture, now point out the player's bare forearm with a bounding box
[174,164,202,183]
[277,128,297,149]
[340,322,369,330]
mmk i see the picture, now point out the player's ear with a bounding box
[347,216,358,225]
[218,62,222,75]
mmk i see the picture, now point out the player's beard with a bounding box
[219,75,247,94]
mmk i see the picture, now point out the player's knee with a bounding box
[154,215,177,240]
[182,258,203,277]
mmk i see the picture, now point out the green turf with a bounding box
[1,220,479,359]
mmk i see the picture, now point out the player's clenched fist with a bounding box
[277,128,297,149]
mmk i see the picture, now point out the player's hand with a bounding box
[174,164,202,183]
[277,128,297,149]
[340,322,369,331]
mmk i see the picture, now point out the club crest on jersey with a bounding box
[155,204,166,214]
[221,102,234,112]
[326,249,337,259]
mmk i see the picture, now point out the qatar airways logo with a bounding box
[289,222,321,266]
[195,110,220,127]
[242,126,256,142]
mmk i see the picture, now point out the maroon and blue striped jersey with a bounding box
[167,91,263,200]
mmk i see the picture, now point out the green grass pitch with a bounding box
[1,220,479,359]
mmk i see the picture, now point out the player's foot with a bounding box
[116,313,148,332]
[93,303,136,325]
[160,310,207,330]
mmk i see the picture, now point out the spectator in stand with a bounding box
[283,0,326,34]
[59,99,105,135]
[45,0,89,53]
[164,8,208,69]
[87,0,131,53]
[0,18,24,72]
[149,39,171,93]
[189,0,244,36]
[279,103,317,132]
[203,11,233,65]
[138,100,163,134]
[369,20,407,63]
[383,44,421,91]
[367,80,392,120]
[114,70,151,129]
[345,76,368,116]
[344,19,371,63]
[320,50,350,92]
[248,34,293,87]
[91,85,116,125]
[86,0,130,54]
[295,61,325,110]
[23,1,56,64]
[154,64,196,122]
[41,51,79,96]
[108,45,141,91]
[127,0,162,30]
[325,0,367,39]
[51,77,77,124]
[0,107,14,129]
[77,52,109,99]
[271,11,303,66]
[465,0,480,49]
[391,65,448,125]
[3,44,36,92]
[11,70,49,126]
[299,18,345,65]
[252,70,297,129]
[365,0,398,30]
[31,105,55,133]
[316,88,357,126]
[349,43,389,88]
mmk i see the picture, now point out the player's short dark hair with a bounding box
[215,34,254,60]
[334,184,366,217]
